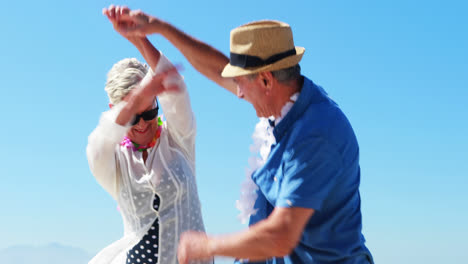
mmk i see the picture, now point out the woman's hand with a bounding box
[102,5,164,38]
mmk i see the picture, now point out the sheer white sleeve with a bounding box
[145,53,196,159]
[86,103,130,199]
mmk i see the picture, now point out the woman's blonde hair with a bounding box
[104,58,149,104]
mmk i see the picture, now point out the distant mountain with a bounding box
[0,243,236,264]
[0,243,92,264]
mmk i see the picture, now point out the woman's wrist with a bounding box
[128,36,146,48]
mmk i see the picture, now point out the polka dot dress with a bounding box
[127,194,160,264]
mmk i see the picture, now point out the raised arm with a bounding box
[147,54,197,159]
[155,22,236,95]
[103,6,161,70]
[104,6,196,157]
[103,5,237,95]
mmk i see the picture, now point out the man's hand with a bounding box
[102,5,164,38]
[177,231,213,264]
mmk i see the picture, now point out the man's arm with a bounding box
[178,206,314,264]
[104,5,237,95]
[156,22,237,95]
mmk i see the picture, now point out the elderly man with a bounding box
[105,5,374,264]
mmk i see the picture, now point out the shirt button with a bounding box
[286,200,292,206]
[273,176,278,181]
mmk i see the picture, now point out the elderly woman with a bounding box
[86,7,209,264]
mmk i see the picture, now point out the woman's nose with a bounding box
[133,117,146,127]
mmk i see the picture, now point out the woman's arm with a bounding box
[87,103,129,199]
[104,6,196,156]
[151,54,196,155]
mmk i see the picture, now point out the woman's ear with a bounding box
[109,103,113,109]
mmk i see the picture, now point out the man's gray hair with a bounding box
[247,64,301,84]
[271,64,301,83]
[105,58,149,104]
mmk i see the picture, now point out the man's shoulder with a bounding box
[288,102,345,141]
[284,103,358,159]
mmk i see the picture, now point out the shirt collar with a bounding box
[272,76,318,142]
[268,92,299,127]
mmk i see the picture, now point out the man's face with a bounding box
[234,75,269,117]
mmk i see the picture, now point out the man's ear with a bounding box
[259,71,274,95]
[109,103,113,109]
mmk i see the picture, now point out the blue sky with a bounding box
[0,0,467,263]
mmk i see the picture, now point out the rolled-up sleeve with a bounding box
[145,53,196,159]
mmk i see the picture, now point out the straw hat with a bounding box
[221,20,305,78]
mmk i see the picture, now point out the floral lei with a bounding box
[236,93,299,224]
[120,116,163,152]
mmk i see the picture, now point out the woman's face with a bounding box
[119,94,159,146]
[126,104,159,145]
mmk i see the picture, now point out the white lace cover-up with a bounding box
[86,54,209,264]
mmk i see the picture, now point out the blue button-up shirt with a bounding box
[244,77,373,264]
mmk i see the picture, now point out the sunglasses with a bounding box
[131,106,159,126]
